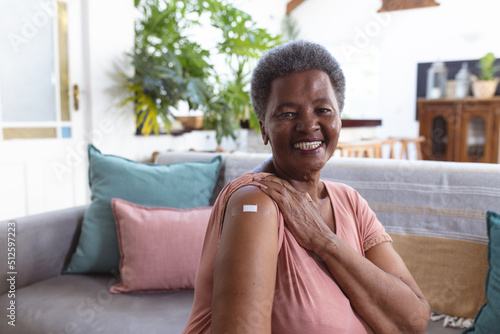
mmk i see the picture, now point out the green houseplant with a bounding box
[121,0,281,145]
[472,52,500,98]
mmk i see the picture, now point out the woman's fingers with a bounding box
[253,176,314,209]
[254,175,295,193]
[257,182,284,201]
[253,175,330,245]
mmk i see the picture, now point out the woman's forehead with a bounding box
[268,70,336,101]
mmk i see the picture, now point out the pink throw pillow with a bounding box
[109,198,212,293]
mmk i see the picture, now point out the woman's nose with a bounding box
[295,114,320,133]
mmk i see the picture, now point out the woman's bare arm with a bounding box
[212,185,279,333]
[315,234,430,333]
[254,175,430,334]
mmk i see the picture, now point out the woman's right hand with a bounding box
[253,175,335,254]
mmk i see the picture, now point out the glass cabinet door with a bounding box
[460,102,494,163]
[431,115,448,158]
[466,116,486,160]
[418,102,457,161]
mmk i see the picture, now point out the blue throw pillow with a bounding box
[463,210,500,333]
[64,144,222,274]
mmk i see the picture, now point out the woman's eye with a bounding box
[317,108,332,114]
[278,112,296,119]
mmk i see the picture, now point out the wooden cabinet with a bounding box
[418,98,500,163]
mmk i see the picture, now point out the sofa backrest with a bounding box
[155,151,500,319]
[155,151,272,205]
[321,157,499,319]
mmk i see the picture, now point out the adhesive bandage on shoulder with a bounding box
[243,204,258,212]
[231,204,271,216]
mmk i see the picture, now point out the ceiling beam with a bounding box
[286,0,306,14]
[378,0,440,12]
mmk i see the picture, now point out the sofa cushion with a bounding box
[64,145,221,274]
[0,274,194,334]
[390,234,487,319]
[463,210,500,333]
[110,199,212,293]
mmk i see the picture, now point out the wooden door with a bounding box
[0,0,88,220]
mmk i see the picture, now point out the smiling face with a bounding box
[260,69,341,181]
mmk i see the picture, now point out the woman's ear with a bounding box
[259,120,269,145]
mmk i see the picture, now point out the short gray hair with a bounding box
[250,40,345,121]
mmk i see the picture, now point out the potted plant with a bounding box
[121,0,214,135]
[121,0,281,146]
[472,52,500,98]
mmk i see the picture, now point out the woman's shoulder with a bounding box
[226,174,277,214]
[219,175,280,250]
[224,172,275,198]
[212,172,278,224]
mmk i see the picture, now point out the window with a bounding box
[0,1,71,140]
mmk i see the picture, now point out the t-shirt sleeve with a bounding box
[352,188,392,252]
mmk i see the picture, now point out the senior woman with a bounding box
[183,40,430,333]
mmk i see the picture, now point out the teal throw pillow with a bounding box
[64,144,222,274]
[463,210,500,333]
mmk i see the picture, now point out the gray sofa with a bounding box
[2,151,499,333]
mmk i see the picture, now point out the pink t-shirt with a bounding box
[183,173,392,333]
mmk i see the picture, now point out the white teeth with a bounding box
[294,141,322,150]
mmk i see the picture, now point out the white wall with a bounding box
[235,0,288,36]
[83,0,146,160]
[289,0,500,138]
